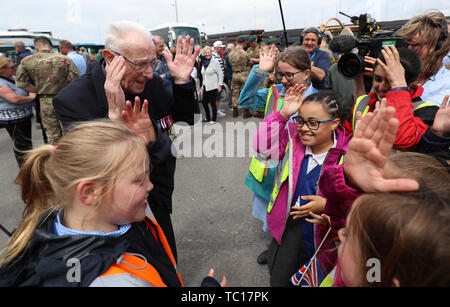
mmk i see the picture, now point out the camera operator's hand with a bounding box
[377,45,407,89]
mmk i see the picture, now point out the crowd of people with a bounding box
[0,9,448,288]
[243,9,450,287]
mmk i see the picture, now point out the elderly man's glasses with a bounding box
[274,70,303,81]
[110,50,155,72]
[293,116,335,130]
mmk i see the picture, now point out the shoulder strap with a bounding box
[264,85,279,117]
[352,95,371,132]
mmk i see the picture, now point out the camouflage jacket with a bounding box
[246,46,259,60]
[16,51,81,95]
[229,47,250,72]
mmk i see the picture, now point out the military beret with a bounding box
[34,36,53,46]
[249,35,257,42]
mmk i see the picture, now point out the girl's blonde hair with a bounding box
[395,11,449,79]
[0,120,147,266]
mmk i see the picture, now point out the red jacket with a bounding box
[343,87,430,150]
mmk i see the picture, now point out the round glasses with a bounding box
[110,50,155,72]
[274,70,303,82]
[293,116,335,130]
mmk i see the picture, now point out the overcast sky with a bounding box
[1,0,449,44]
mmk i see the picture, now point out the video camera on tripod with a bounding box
[329,12,407,79]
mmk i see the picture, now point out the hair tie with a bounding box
[50,146,57,154]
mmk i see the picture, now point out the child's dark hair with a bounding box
[303,89,343,121]
[374,47,422,84]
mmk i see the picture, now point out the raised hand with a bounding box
[104,55,127,121]
[344,106,419,192]
[163,35,201,84]
[121,97,156,144]
[259,45,278,73]
[377,45,407,88]
[432,95,450,137]
[280,83,306,118]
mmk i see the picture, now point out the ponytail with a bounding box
[0,145,57,266]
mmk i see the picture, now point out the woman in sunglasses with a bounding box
[253,88,348,286]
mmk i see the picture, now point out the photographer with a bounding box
[343,45,438,150]
[395,11,449,107]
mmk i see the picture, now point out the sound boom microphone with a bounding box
[329,35,357,54]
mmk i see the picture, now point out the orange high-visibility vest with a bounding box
[99,217,183,287]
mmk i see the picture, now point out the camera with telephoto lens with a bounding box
[332,13,408,79]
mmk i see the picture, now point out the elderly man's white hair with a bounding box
[105,21,153,53]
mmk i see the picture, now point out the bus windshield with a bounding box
[172,27,201,46]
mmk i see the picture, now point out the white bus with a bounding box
[0,28,62,58]
[149,23,206,48]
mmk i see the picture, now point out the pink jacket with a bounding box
[254,111,351,275]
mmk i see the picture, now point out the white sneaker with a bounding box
[217,110,226,117]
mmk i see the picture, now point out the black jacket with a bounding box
[52,60,195,214]
[53,59,195,129]
[0,212,182,287]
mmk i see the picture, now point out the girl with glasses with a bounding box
[253,88,349,286]
[240,46,319,266]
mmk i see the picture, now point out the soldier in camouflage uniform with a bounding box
[16,36,80,145]
[246,35,260,66]
[229,36,251,118]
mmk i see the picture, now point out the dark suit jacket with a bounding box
[52,60,195,214]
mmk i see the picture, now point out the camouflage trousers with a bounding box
[39,96,63,145]
[231,71,249,108]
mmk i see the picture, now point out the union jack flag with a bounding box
[290,257,324,287]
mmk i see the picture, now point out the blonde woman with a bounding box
[395,10,450,106]
[199,46,224,123]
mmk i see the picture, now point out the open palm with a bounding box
[344,106,419,192]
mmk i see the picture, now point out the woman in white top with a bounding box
[199,46,223,123]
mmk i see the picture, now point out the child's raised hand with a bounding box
[344,106,419,192]
[377,45,407,88]
[432,95,450,137]
[280,83,306,118]
[259,45,278,73]
[121,97,156,145]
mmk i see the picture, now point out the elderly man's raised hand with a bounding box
[163,35,201,84]
[105,55,127,121]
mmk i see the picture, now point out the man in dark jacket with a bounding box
[14,41,33,67]
[53,21,200,262]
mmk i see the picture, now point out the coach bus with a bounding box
[149,23,206,48]
[0,28,61,59]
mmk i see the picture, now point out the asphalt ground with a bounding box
[0,100,271,287]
